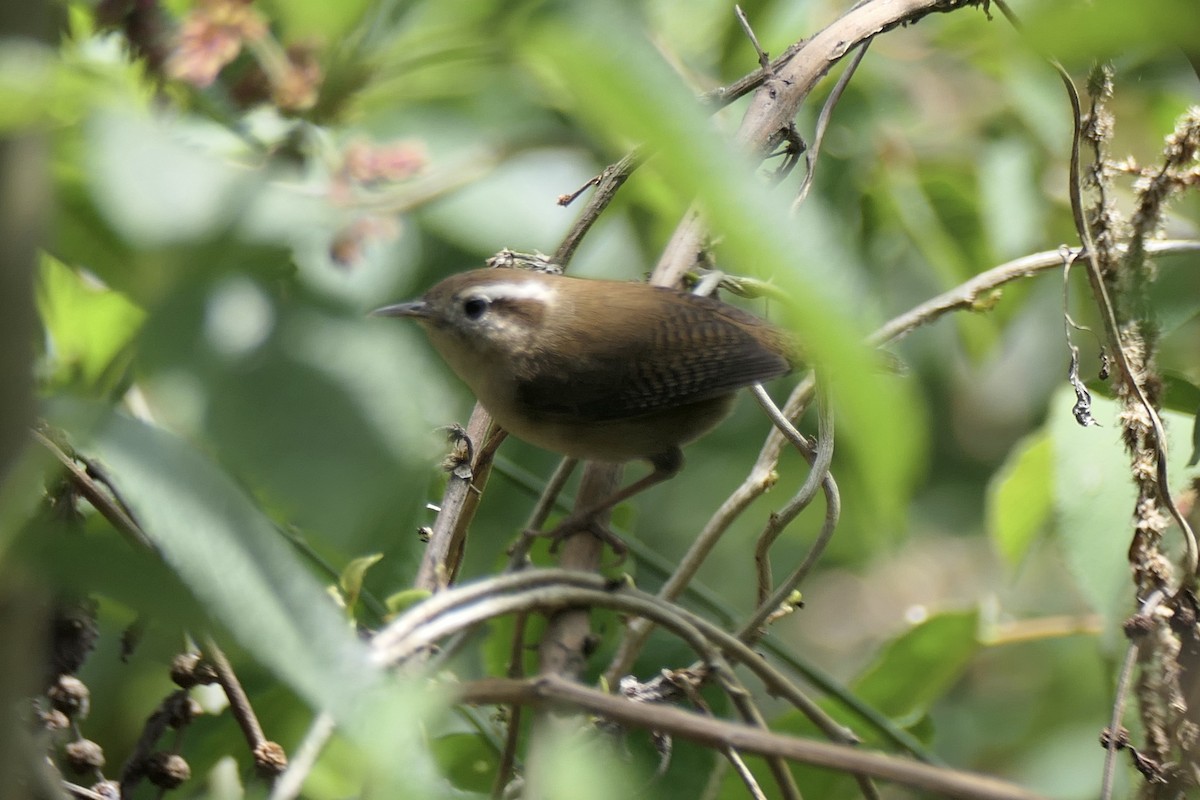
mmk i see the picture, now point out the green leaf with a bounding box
[385,588,432,616]
[430,733,501,794]
[45,398,373,711]
[1161,372,1200,418]
[851,610,980,725]
[752,612,979,800]
[339,552,384,615]
[987,431,1053,569]
[1049,389,1135,634]
[44,398,449,790]
[85,110,258,249]
[0,42,58,130]
[1191,405,1200,468]
[1026,0,1200,61]
[1048,385,1200,635]
[36,254,144,394]
[264,0,375,42]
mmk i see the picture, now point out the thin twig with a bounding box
[752,381,836,607]
[553,149,645,266]
[724,745,769,800]
[203,637,275,763]
[414,406,502,592]
[657,0,985,285]
[792,39,872,212]
[735,5,772,72]
[604,373,820,682]
[269,712,336,800]
[33,427,155,552]
[373,570,856,744]
[491,613,530,799]
[1101,591,1163,800]
[118,690,194,796]
[724,680,804,800]
[738,390,842,646]
[62,783,111,800]
[505,457,578,571]
[869,240,1200,346]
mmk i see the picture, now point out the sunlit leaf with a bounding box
[36,254,144,394]
[1049,386,1200,636]
[987,431,1053,569]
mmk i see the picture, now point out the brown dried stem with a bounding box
[457,675,1049,800]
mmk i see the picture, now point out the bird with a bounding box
[373,267,796,545]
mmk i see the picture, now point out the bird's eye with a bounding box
[462,297,488,320]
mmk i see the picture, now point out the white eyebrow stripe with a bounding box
[473,281,558,304]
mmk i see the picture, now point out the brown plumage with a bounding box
[373,267,796,537]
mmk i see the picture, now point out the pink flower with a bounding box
[166,0,267,88]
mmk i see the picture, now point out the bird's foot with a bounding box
[530,513,628,561]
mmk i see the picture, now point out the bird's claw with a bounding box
[530,514,629,561]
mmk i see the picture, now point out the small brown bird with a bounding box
[373,267,795,539]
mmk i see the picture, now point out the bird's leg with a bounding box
[538,449,683,553]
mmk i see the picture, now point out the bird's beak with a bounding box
[370,300,429,318]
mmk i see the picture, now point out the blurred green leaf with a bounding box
[1049,385,1200,636]
[43,398,449,791]
[86,110,259,248]
[0,28,148,131]
[430,732,501,794]
[339,552,383,615]
[1049,389,1135,636]
[1025,0,1200,61]
[851,610,980,725]
[987,431,1053,569]
[45,398,374,709]
[0,42,59,129]
[385,587,432,616]
[36,254,145,395]
[263,0,375,43]
[1161,372,1200,418]
[979,138,1043,261]
[135,273,443,546]
[1191,406,1200,467]
[527,726,639,800]
[1148,252,1200,338]
[17,509,209,630]
[752,611,979,800]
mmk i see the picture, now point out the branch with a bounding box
[457,675,1049,800]
[413,407,503,592]
[371,570,855,745]
[657,0,986,285]
[870,240,1200,346]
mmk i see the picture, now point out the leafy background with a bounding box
[2,0,1199,798]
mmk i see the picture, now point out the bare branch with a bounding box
[457,675,1050,800]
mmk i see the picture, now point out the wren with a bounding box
[373,267,795,542]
